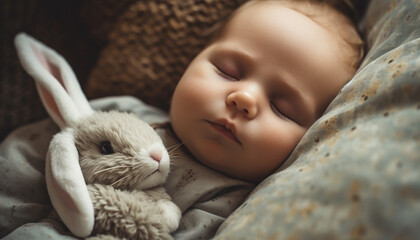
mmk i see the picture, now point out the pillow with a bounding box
[215,0,420,239]
[84,0,248,111]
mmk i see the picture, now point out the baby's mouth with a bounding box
[206,120,241,145]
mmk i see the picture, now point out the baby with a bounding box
[165,0,363,238]
[170,0,364,182]
[0,0,363,239]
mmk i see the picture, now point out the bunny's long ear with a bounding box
[15,33,94,237]
[14,33,93,129]
[46,129,94,237]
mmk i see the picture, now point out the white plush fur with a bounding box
[46,129,94,237]
[14,33,93,129]
[15,33,95,237]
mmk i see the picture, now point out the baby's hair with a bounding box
[210,0,364,80]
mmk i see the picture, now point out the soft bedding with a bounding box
[215,0,420,239]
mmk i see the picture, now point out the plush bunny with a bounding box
[14,33,181,239]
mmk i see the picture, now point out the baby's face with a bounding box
[170,1,350,182]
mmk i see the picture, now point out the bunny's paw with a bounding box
[156,199,182,232]
[88,184,175,239]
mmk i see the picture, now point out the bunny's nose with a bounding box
[150,150,162,162]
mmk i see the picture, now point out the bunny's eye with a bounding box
[99,141,114,155]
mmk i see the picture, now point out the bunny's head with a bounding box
[74,111,170,190]
[14,33,170,237]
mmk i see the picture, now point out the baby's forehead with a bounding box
[229,1,309,20]
[220,0,361,78]
[232,0,362,70]
[210,1,332,48]
[226,0,350,39]
[220,1,332,41]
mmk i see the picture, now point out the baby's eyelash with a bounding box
[270,102,292,121]
[214,65,239,81]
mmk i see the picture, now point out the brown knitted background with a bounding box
[83,0,249,111]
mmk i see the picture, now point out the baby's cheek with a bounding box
[257,122,305,160]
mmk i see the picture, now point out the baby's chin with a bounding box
[185,143,234,176]
[182,136,283,182]
[198,154,276,183]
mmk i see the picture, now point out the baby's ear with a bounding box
[14,33,93,129]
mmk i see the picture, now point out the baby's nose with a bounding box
[226,91,258,119]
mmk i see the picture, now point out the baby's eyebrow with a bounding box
[215,45,255,66]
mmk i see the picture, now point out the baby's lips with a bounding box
[211,119,242,145]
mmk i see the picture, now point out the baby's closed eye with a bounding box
[270,101,294,121]
[214,62,241,81]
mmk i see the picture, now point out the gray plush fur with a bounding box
[87,184,173,240]
[73,111,180,239]
[74,111,166,189]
